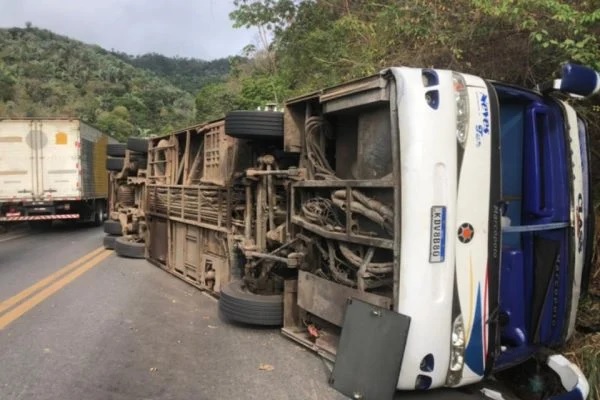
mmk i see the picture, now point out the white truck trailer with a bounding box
[0,118,116,228]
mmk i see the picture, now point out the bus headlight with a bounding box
[447,314,465,386]
[453,73,469,148]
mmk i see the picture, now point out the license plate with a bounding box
[429,206,447,263]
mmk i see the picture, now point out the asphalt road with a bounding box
[0,224,506,400]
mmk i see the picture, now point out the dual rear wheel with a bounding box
[102,220,144,259]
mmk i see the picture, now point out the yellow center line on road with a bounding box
[0,246,106,316]
[0,249,113,330]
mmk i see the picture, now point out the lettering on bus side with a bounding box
[430,206,447,263]
[475,92,490,147]
[551,254,560,328]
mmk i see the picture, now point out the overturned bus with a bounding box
[145,64,597,398]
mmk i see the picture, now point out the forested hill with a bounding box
[111,52,229,95]
[0,27,227,139]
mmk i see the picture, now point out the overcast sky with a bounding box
[0,0,258,60]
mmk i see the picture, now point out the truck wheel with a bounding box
[224,111,284,140]
[115,237,145,259]
[103,234,119,250]
[219,280,283,326]
[127,137,149,153]
[106,157,124,172]
[92,202,106,226]
[103,220,122,235]
[106,143,126,157]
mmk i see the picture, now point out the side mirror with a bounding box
[559,63,600,97]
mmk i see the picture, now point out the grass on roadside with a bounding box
[563,330,600,400]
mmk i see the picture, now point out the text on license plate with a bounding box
[429,206,447,263]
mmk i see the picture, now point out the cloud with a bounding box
[0,0,257,60]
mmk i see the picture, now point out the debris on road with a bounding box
[258,364,274,371]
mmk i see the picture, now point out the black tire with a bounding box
[103,220,122,235]
[92,201,106,227]
[115,237,145,259]
[106,143,126,157]
[127,137,149,153]
[219,280,283,326]
[103,234,119,250]
[106,157,124,172]
[225,111,284,140]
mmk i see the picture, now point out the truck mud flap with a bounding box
[330,298,410,400]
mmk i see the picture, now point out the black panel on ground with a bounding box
[330,298,410,400]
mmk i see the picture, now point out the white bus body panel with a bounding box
[392,67,491,389]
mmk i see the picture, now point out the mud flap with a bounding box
[330,298,410,400]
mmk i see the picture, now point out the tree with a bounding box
[96,106,134,141]
[230,0,302,36]
[0,64,16,102]
[195,82,237,122]
[230,0,600,91]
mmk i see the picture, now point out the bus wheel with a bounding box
[219,280,283,326]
